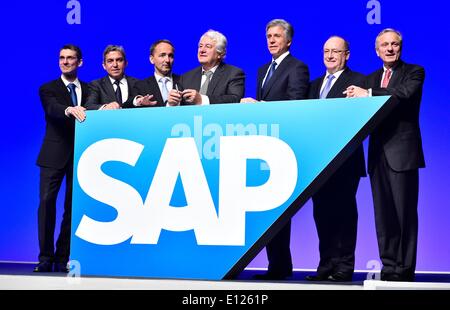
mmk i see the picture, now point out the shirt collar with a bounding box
[325,68,345,80]
[202,64,219,74]
[154,72,172,82]
[108,75,126,85]
[60,75,80,88]
[272,51,290,66]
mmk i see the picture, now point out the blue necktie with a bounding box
[160,77,169,103]
[68,83,78,106]
[262,61,277,90]
[320,74,335,99]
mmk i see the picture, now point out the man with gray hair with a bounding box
[247,19,309,281]
[85,45,139,110]
[345,28,425,282]
[169,30,245,105]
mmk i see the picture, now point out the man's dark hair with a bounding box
[60,44,82,60]
[150,39,175,55]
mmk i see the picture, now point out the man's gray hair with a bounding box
[266,19,294,42]
[103,45,126,63]
[375,28,403,49]
[201,29,228,58]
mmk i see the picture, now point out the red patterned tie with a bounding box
[381,69,391,88]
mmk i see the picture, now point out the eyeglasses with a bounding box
[323,49,348,55]
[59,56,78,62]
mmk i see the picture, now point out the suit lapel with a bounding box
[125,76,134,97]
[327,69,351,98]
[172,74,181,90]
[80,81,89,105]
[261,54,292,99]
[148,76,165,106]
[207,63,225,95]
[55,78,73,106]
[102,76,116,102]
[257,63,270,99]
[372,68,384,88]
[309,76,324,99]
[389,60,404,88]
[193,67,203,90]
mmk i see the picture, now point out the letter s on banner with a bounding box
[75,138,144,245]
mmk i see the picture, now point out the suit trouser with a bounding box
[312,166,360,275]
[265,220,293,276]
[370,152,418,279]
[38,163,73,264]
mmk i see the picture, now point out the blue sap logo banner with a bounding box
[71,97,389,280]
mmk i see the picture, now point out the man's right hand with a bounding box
[137,94,158,106]
[102,102,121,110]
[240,97,259,103]
[167,89,182,106]
[66,106,86,122]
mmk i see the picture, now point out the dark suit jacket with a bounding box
[85,75,140,109]
[180,62,245,104]
[257,53,309,101]
[309,67,367,177]
[367,60,425,173]
[37,77,89,169]
[133,74,181,107]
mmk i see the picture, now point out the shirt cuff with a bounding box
[64,107,71,117]
[133,96,142,106]
[200,94,210,105]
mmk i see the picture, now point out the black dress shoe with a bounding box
[33,262,53,272]
[252,272,291,280]
[327,271,353,282]
[53,262,69,273]
[305,273,330,281]
[381,273,412,282]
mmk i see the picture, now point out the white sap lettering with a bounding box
[218,136,298,245]
[75,136,297,246]
[132,138,220,244]
[75,138,144,245]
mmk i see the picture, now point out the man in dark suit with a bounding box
[35,44,89,273]
[133,40,181,107]
[346,28,425,282]
[85,45,139,110]
[305,36,366,282]
[168,30,245,105]
[242,19,309,280]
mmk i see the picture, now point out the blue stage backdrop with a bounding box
[0,0,449,273]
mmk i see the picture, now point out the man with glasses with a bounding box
[346,28,425,282]
[35,44,89,273]
[305,36,366,282]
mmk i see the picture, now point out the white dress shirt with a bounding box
[261,51,290,87]
[109,75,129,102]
